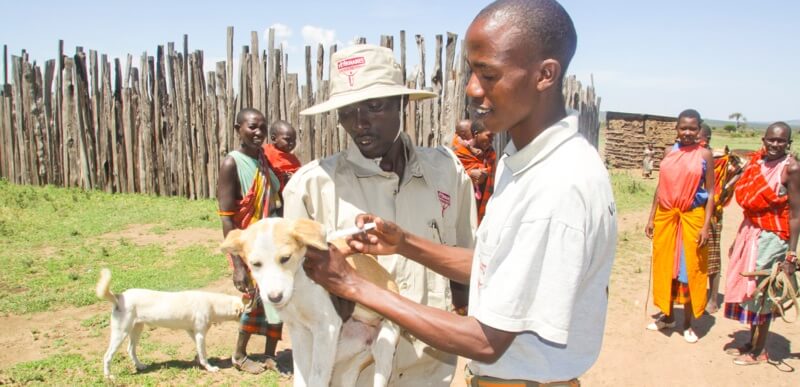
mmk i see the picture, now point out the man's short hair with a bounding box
[476,0,577,75]
[678,109,702,124]
[766,121,793,141]
[235,108,264,126]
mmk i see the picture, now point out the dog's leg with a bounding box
[127,323,147,371]
[306,321,341,387]
[192,329,219,372]
[370,321,400,387]
[288,323,312,387]
[103,314,131,379]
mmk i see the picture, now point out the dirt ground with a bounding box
[1,203,797,386]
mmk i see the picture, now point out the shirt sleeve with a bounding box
[282,169,312,221]
[472,218,589,345]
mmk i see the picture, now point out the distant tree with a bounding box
[723,124,737,132]
[729,112,744,129]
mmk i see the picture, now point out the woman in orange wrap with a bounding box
[645,109,715,343]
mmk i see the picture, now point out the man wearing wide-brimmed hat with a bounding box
[283,44,477,386]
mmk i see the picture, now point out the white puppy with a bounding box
[221,218,400,387]
[96,268,246,379]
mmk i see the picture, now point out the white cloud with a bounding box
[266,23,293,51]
[301,25,338,48]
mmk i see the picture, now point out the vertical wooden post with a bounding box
[303,45,313,163]
[226,26,234,155]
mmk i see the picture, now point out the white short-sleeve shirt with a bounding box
[468,113,617,382]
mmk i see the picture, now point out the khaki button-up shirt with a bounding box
[284,133,476,309]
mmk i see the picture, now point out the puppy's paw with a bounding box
[104,374,115,380]
[134,363,148,371]
[205,365,220,372]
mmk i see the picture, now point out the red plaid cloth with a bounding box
[240,293,283,339]
[734,150,789,240]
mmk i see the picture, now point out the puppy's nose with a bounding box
[267,291,283,303]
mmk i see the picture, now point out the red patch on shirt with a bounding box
[437,191,451,216]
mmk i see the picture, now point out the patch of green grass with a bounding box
[609,170,657,214]
[0,181,226,315]
[0,179,217,248]
[0,242,226,314]
[0,353,281,386]
[712,130,762,151]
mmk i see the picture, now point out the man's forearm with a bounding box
[349,277,511,362]
[398,232,473,284]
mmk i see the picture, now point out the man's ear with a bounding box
[291,219,328,250]
[537,59,562,92]
[220,229,245,256]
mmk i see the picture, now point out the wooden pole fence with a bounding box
[0,27,601,198]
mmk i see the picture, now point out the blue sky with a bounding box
[1,0,797,122]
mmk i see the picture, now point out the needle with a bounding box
[326,222,377,243]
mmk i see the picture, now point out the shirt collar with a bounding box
[503,112,580,176]
[345,132,424,179]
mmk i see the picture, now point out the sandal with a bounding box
[733,351,768,366]
[233,355,266,374]
[263,355,278,371]
[725,344,752,356]
[683,329,699,344]
[646,316,676,331]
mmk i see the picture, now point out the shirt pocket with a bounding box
[427,219,457,246]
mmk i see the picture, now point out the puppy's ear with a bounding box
[290,219,328,250]
[220,229,245,256]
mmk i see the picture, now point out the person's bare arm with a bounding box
[217,156,250,292]
[303,244,515,362]
[350,215,473,284]
[783,158,800,275]
[699,148,715,246]
[645,147,672,239]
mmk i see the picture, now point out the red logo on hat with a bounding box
[337,56,366,86]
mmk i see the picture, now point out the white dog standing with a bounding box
[221,217,400,387]
[96,268,246,379]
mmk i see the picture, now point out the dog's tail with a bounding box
[95,268,118,307]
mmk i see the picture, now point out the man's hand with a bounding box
[349,214,406,256]
[232,258,251,293]
[303,244,362,299]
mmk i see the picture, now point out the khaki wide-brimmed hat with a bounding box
[300,44,437,115]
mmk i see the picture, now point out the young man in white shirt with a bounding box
[303,0,617,384]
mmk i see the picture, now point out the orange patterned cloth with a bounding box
[735,150,790,240]
[454,141,496,224]
[263,143,301,192]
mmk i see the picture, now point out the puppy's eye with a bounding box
[279,256,291,264]
[252,262,262,268]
